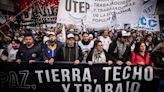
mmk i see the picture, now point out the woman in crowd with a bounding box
[87,40,113,65]
[131,40,152,65]
[7,39,21,62]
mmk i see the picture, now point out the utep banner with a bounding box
[57,0,143,28]
[0,62,159,92]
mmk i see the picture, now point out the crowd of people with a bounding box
[0,26,164,78]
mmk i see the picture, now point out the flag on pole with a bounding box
[112,12,117,22]
[61,24,66,43]
[81,19,87,32]
[109,12,120,29]
[142,0,157,16]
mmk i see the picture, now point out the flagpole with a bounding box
[81,19,84,33]
[61,23,66,43]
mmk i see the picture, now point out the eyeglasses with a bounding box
[97,45,103,46]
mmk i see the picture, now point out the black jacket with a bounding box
[43,40,63,61]
[16,43,45,62]
[56,44,83,62]
[108,41,131,63]
[151,51,164,68]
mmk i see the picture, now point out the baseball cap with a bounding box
[67,33,75,39]
[48,32,55,36]
[118,30,130,38]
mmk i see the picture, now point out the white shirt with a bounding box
[99,36,112,52]
[8,48,18,62]
[78,40,94,52]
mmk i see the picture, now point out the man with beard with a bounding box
[78,32,94,63]
[44,32,63,65]
[16,33,44,64]
[108,30,131,65]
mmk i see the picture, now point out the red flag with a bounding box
[15,0,31,12]
[50,0,59,5]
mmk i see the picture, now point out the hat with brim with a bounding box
[117,30,130,38]
[67,33,75,39]
[48,32,55,36]
[121,30,131,37]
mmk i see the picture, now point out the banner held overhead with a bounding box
[57,0,143,28]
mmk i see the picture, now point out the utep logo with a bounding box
[65,0,90,20]
[140,16,157,27]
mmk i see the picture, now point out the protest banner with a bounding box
[0,62,159,92]
[15,0,59,26]
[138,15,160,31]
[57,0,143,28]
[131,0,159,31]
[141,0,157,16]
[138,0,159,31]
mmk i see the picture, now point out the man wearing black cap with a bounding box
[108,30,131,65]
[56,33,83,64]
[16,33,45,64]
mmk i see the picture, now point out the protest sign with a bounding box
[57,0,143,28]
[0,62,159,92]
